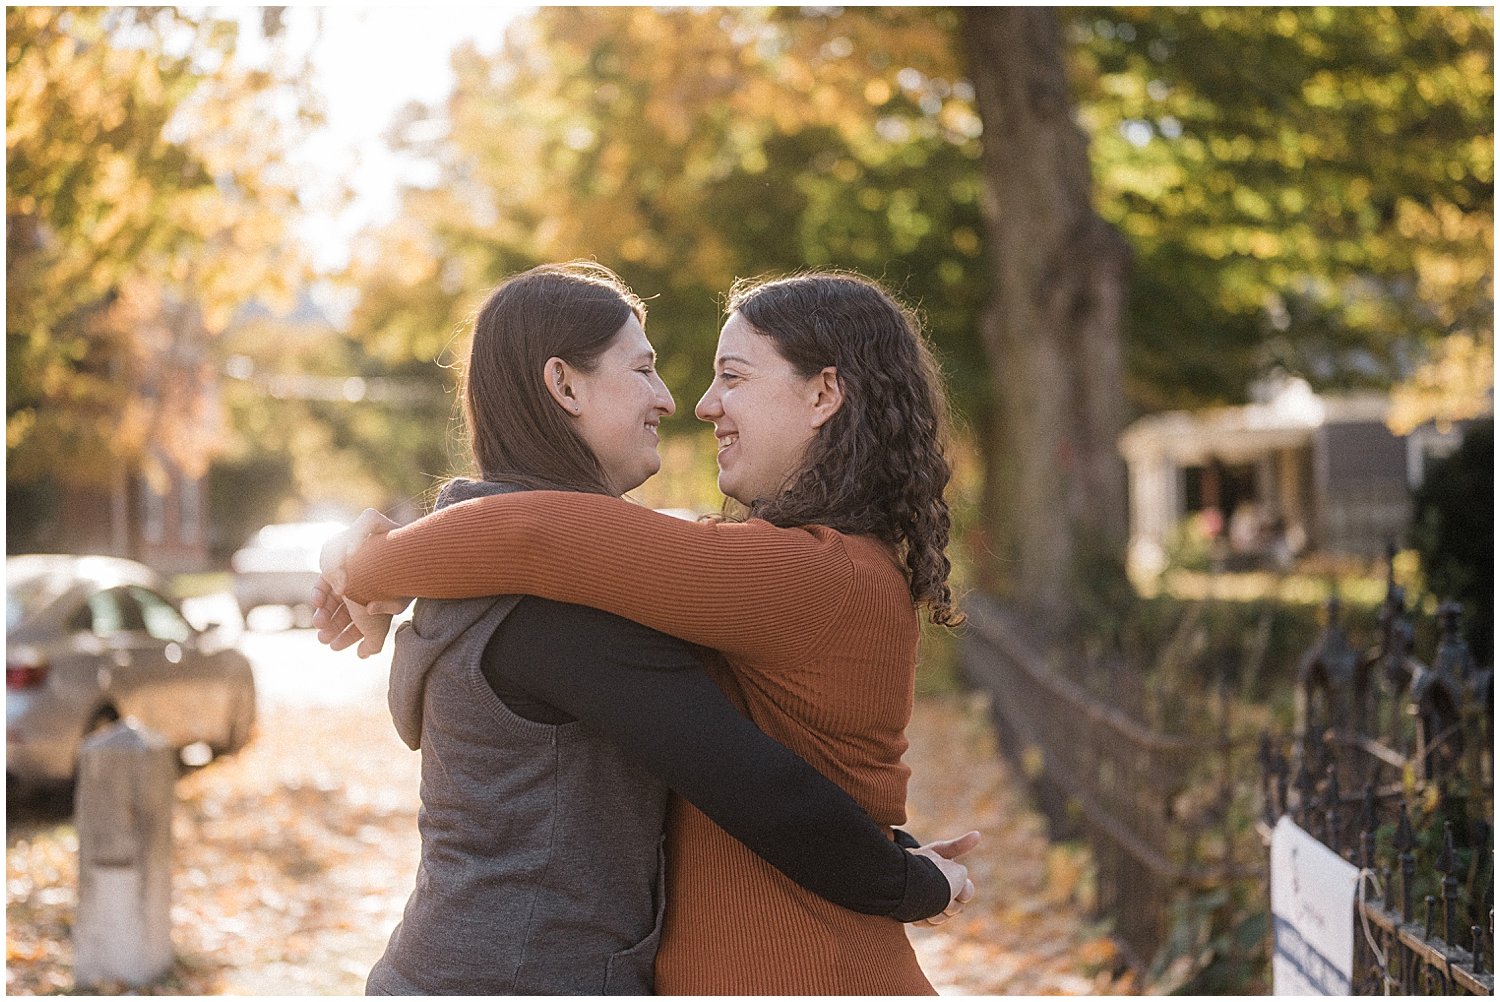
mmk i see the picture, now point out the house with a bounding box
[44,452,211,574]
[1118,376,1481,580]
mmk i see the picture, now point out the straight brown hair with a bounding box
[462,262,645,494]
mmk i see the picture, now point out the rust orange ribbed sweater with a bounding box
[346,491,936,995]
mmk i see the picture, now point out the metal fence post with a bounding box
[1396,804,1417,923]
[1439,822,1460,946]
[73,720,175,989]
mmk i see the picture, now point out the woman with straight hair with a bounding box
[335,263,974,996]
[317,270,975,994]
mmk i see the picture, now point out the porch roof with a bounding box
[1119,383,1391,467]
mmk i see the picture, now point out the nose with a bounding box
[695,382,721,423]
[653,374,676,417]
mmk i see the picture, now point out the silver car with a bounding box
[6,554,256,786]
[231,520,347,622]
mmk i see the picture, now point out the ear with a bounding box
[542,356,582,416]
[808,366,843,429]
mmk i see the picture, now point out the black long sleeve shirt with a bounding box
[479,595,949,922]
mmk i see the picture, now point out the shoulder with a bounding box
[736,518,855,554]
[838,531,903,572]
[766,523,891,576]
[835,532,913,602]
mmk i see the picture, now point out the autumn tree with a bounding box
[1075,7,1493,410]
[962,9,1132,628]
[343,7,987,503]
[6,7,317,502]
[344,6,1491,632]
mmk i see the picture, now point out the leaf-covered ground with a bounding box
[7,693,423,996]
[7,688,1134,995]
[905,693,1137,995]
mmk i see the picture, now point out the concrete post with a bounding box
[74,720,175,989]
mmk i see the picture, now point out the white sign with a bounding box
[1270,816,1360,995]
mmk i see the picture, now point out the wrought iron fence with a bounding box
[1261,566,1493,995]
[961,561,1494,990]
[958,594,1262,966]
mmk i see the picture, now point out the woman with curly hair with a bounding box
[317,271,970,993]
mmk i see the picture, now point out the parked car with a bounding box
[6,554,256,787]
[231,520,347,622]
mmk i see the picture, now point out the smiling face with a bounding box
[695,311,842,505]
[567,316,675,494]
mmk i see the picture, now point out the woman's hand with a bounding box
[310,509,410,657]
[317,508,399,595]
[311,590,397,658]
[908,830,980,927]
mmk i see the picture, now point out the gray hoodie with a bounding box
[366,480,668,995]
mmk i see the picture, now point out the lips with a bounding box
[716,433,738,456]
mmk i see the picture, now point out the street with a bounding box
[7,618,1131,995]
[180,593,392,711]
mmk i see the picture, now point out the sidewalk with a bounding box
[905,693,1136,994]
[7,685,1133,994]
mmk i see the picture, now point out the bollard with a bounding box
[74,720,176,989]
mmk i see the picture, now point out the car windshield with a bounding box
[6,574,66,632]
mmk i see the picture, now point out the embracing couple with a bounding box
[312,263,981,995]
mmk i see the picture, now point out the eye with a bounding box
[718,371,741,384]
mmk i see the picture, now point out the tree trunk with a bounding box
[963,7,1131,635]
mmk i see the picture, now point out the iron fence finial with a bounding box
[1438,821,1460,946]
[1396,804,1417,923]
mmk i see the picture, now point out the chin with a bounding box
[719,483,753,506]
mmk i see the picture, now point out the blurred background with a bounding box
[6,6,1494,995]
[8,6,1493,617]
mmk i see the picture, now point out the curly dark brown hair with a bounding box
[728,272,963,627]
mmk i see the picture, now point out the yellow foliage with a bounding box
[1388,333,1494,435]
[7,7,314,489]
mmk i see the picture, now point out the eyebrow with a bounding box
[631,349,658,364]
[715,354,752,368]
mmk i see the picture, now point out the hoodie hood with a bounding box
[387,478,527,750]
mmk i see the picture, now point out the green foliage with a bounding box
[343,6,987,453]
[1146,883,1269,995]
[1066,569,1329,733]
[213,312,458,522]
[915,617,965,697]
[1076,7,1493,409]
[6,7,317,491]
[5,477,62,553]
[1160,515,1216,574]
[340,7,1490,516]
[1360,790,1492,967]
[1409,419,1494,662]
[205,454,295,559]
